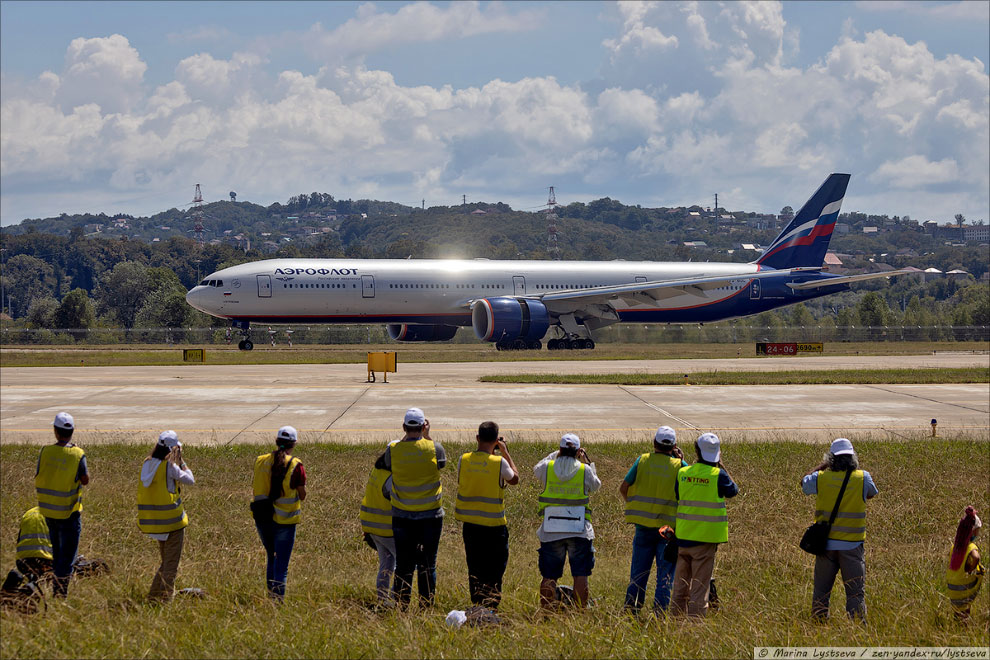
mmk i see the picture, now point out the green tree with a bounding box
[1,254,56,318]
[26,296,58,328]
[53,288,95,331]
[95,261,150,327]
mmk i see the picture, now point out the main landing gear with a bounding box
[546,337,595,351]
[494,339,542,351]
[233,321,254,351]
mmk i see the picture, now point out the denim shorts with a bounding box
[538,537,595,579]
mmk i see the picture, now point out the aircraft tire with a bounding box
[243,339,254,351]
[562,339,574,350]
[512,338,527,350]
[586,339,596,350]
[547,339,558,350]
[238,340,245,350]
[528,340,542,350]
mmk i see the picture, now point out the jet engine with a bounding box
[471,298,550,343]
[386,324,459,342]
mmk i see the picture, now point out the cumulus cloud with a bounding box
[56,34,147,114]
[870,155,960,188]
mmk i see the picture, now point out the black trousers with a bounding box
[392,516,443,607]
[462,522,509,609]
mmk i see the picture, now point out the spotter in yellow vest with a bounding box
[137,460,189,534]
[16,506,53,561]
[36,444,86,519]
[360,467,393,537]
[455,451,507,527]
[253,453,304,525]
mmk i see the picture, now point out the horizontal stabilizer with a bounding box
[786,269,914,290]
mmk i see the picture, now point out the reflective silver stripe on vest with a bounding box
[361,520,392,531]
[360,505,392,517]
[678,500,726,510]
[17,544,51,553]
[676,512,728,523]
[36,486,80,498]
[538,496,590,505]
[253,495,268,502]
[829,524,866,534]
[454,507,505,519]
[392,480,441,493]
[138,514,185,526]
[815,510,866,519]
[455,494,503,505]
[137,499,182,511]
[273,507,299,518]
[627,495,677,507]
[950,595,978,606]
[38,502,74,512]
[17,533,49,542]
[393,493,442,506]
[275,496,299,505]
[624,508,675,523]
[947,578,979,591]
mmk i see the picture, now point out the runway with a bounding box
[1,354,987,444]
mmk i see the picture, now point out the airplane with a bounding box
[186,173,908,351]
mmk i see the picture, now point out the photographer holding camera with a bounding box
[453,421,519,610]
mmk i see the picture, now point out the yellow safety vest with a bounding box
[137,460,189,534]
[675,464,728,543]
[537,460,591,521]
[253,453,303,525]
[360,467,393,537]
[35,444,85,519]
[815,470,866,542]
[390,439,442,513]
[624,453,680,529]
[454,451,506,527]
[946,542,983,611]
[16,506,52,561]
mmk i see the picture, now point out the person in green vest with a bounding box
[360,440,397,608]
[454,421,519,611]
[619,426,687,614]
[946,506,983,620]
[374,407,447,608]
[15,506,53,582]
[671,432,738,618]
[138,430,195,601]
[534,433,602,609]
[802,437,877,621]
[35,412,89,598]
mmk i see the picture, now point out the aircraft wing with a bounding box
[785,269,914,290]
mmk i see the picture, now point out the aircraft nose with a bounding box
[186,286,207,313]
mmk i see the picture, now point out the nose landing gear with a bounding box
[233,321,253,351]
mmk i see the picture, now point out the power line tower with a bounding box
[546,186,560,260]
[192,183,205,244]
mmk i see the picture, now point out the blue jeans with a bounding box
[255,521,296,599]
[624,525,675,612]
[45,513,81,597]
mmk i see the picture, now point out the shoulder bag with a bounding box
[799,468,852,556]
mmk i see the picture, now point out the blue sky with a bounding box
[1,1,987,225]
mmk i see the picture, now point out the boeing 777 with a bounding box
[186,173,907,350]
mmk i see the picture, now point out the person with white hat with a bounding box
[252,425,307,601]
[35,412,89,598]
[946,505,984,620]
[619,426,687,614]
[671,432,739,617]
[802,437,878,621]
[374,407,447,608]
[534,432,602,608]
[138,430,195,601]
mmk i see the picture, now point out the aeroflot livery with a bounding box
[186,174,906,351]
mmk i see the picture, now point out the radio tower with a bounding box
[546,186,560,259]
[192,184,205,244]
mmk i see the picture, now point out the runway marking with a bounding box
[225,405,280,445]
[863,384,990,414]
[616,386,700,430]
[318,386,371,440]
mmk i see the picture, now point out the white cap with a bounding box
[403,408,425,427]
[560,433,581,450]
[158,430,181,448]
[829,438,855,456]
[696,432,721,462]
[53,412,74,430]
[654,426,676,446]
[276,425,298,445]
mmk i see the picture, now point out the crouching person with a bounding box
[360,443,396,608]
[15,506,53,583]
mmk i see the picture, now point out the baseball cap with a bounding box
[403,408,425,427]
[158,430,181,448]
[560,433,581,450]
[276,425,298,445]
[53,412,74,430]
[696,432,721,462]
[654,426,676,446]
[829,438,854,456]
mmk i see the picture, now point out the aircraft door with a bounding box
[512,276,526,296]
[362,275,376,298]
[750,279,761,300]
[257,275,272,298]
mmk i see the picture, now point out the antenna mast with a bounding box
[546,186,560,259]
[192,184,205,244]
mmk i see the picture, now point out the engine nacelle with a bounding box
[386,324,459,342]
[471,298,550,343]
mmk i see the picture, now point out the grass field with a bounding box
[1,438,987,658]
[1,341,986,367]
[480,367,990,385]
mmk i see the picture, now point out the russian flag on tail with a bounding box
[756,173,850,270]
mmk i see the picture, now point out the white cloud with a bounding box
[870,155,960,188]
[603,1,678,57]
[57,35,147,114]
[857,1,990,22]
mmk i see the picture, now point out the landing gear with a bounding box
[233,321,253,351]
[547,335,595,351]
[238,339,254,351]
[494,338,543,351]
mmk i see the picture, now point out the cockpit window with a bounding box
[216,280,223,287]
[200,280,209,286]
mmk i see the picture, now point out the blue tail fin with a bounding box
[756,173,850,269]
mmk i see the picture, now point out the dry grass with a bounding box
[1,438,988,659]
